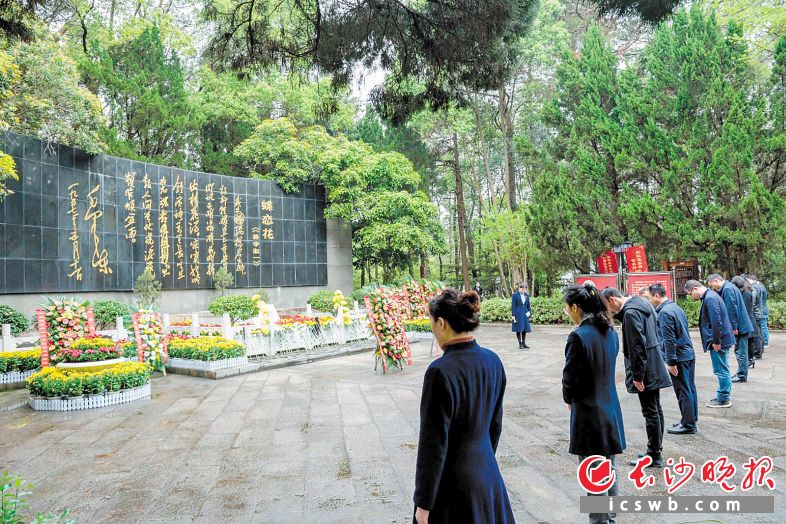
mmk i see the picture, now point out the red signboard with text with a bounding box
[596,250,619,274]
[625,245,649,273]
[627,272,673,299]
[576,274,619,291]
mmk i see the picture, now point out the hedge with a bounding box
[480,295,785,329]
[208,295,258,324]
[92,300,130,330]
[479,297,569,324]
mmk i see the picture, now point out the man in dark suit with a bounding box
[648,284,698,435]
[602,287,672,468]
[707,274,753,383]
[685,280,735,408]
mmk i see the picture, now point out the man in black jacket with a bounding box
[648,284,698,435]
[602,287,672,468]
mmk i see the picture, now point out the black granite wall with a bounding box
[0,131,328,294]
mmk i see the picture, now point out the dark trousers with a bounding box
[672,360,698,430]
[638,389,664,458]
[750,318,764,359]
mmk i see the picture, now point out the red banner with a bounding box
[576,274,618,291]
[36,309,50,368]
[625,245,649,273]
[627,272,673,299]
[596,250,619,274]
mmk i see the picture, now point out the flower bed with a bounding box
[168,336,245,361]
[28,382,151,411]
[51,336,123,364]
[0,348,41,388]
[403,318,432,332]
[26,362,153,399]
[167,336,247,372]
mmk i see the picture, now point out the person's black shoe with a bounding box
[750,360,755,369]
[518,341,524,349]
[668,424,697,435]
[523,344,530,349]
[731,376,747,383]
[707,398,732,408]
[630,455,663,468]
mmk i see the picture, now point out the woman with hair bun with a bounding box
[413,289,514,524]
[562,282,626,524]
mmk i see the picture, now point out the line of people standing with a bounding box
[562,274,770,524]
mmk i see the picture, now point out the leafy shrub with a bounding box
[768,301,786,329]
[479,297,511,323]
[119,340,138,359]
[307,290,334,312]
[92,300,130,330]
[168,336,245,361]
[213,266,234,294]
[134,269,162,309]
[208,295,257,324]
[0,304,29,336]
[530,297,569,325]
[677,298,700,328]
[351,288,372,304]
[0,348,41,373]
[480,296,568,324]
[1,470,76,524]
[26,362,152,398]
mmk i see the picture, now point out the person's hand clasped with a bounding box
[668,365,678,377]
[415,507,429,524]
[712,343,721,352]
[633,380,645,392]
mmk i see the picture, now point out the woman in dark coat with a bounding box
[511,282,532,349]
[414,289,514,524]
[732,276,761,369]
[562,282,626,524]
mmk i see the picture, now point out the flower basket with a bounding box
[28,382,152,411]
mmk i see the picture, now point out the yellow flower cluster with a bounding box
[0,348,42,361]
[168,336,245,360]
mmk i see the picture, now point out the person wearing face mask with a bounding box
[413,289,514,524]
[562,282,625,524]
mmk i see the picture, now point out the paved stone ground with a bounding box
[0,325,784,523]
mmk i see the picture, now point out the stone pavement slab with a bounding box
[0,325,784,523]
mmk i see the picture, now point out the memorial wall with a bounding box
[0,131,353,312]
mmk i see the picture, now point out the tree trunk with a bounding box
[420,254,427,278]
[360,260,365,287]
[453,133,471,292]
[499,85,517,210]
[473,97,496,209]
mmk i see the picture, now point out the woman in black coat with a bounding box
[562,282,626,524]
[414,289,514,524]
[511,282,532,349]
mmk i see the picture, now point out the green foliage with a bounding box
[479,298,512,323]
[1,469,76,524]
[530,297,570,325]
[307,291,334,313]
[208,295,257,324]
[79,22,192,164]
[1,27,105,154]
[0,305,29,336]
[134,269,163,309]
[767,301,786,330]
[533,10,786,277]
[213,267,234,295]
[236,117,444,280]
[351,288,374,304]
[204,0,539,120]
[91,300,130,330]
[677,299,701,328]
